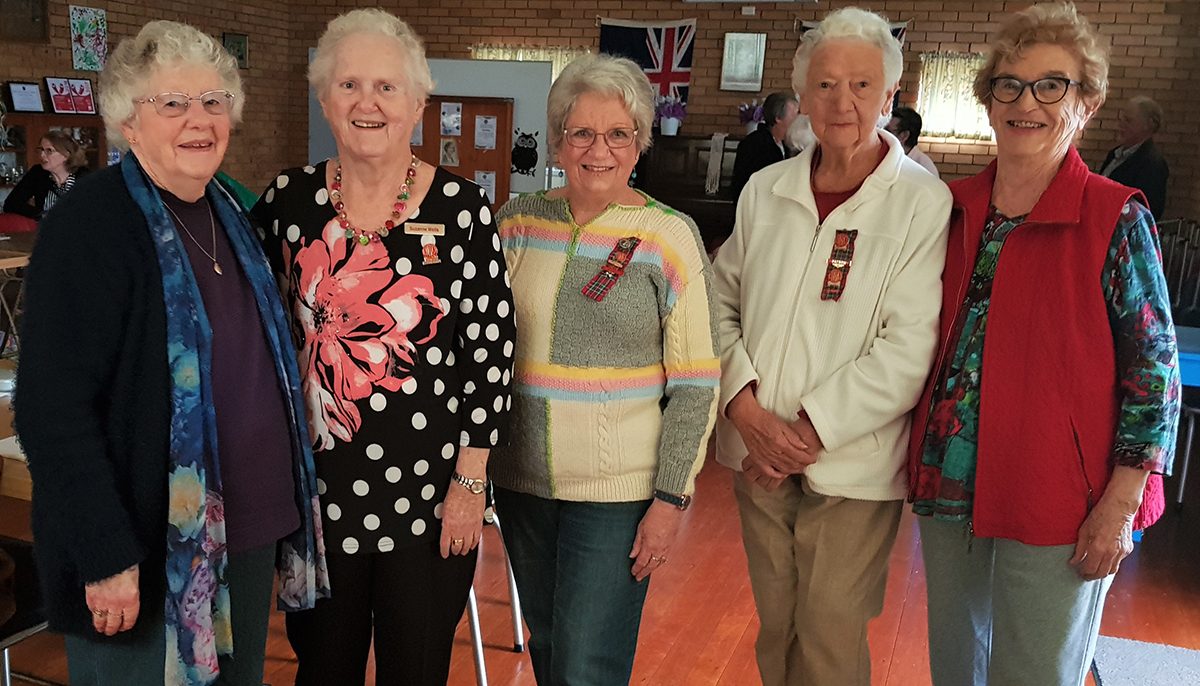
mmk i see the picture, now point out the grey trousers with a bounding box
[65,543,276,686]
[919,517,1114,686]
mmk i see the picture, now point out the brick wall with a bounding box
[0,0,298,191]
[4,1,1198,216]
[289,0,1200,219]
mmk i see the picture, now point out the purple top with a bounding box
[162,190,299,553]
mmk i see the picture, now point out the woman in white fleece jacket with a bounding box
[711,8,951,686]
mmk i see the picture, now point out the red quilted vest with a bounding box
[907,148,1166,545]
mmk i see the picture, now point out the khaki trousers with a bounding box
[734,473,902,686]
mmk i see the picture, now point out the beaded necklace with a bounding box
[331,155,419,245]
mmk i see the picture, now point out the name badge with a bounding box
[405,222,446,236]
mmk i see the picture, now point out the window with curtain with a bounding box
[469,44,589,80]
[917,52,993,140]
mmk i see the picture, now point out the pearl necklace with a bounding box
[330,155,419,246]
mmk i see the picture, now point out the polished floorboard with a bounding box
[5,451,1199,685]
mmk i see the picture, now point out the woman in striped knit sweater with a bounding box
[492,53,720,685]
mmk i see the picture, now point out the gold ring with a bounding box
[452,538,464,546]
[92,609,108,617]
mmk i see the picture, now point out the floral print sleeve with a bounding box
[1104,199,1180,474]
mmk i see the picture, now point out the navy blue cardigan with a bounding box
[14,165,172,638]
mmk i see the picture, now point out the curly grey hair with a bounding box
[791,7,904,97]
[308,9,435,101]
[547,53,656,154]
[99,20,243,151]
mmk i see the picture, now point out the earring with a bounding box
[128,137,138,145]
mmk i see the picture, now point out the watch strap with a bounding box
[653,489,692,510]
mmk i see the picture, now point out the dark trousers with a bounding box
[285,537,477,685]
[65,543,277,686]
[494,487,652,686]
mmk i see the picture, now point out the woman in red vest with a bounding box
[906,3,1180,685]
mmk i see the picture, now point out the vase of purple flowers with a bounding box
[739,100,764,135]
[656,96,686,136]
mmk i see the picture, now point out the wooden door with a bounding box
[413,95,513,207]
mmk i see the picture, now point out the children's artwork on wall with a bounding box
[222,33,248,69]
[69,5,107,71]
[45,77,75,114]
[511,129,538,176]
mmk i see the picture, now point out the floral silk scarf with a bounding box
[121,155,330,686]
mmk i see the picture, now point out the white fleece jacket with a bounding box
[712,131,952,500]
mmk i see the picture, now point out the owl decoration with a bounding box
[511,129,539,176]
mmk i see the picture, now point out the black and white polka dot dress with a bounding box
[252,161,515,555]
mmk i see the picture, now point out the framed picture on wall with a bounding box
[222,32,248,69]
[45,77,75,113]
[720,33,767,92]
[68,78,95,114]
[7,82,44,112]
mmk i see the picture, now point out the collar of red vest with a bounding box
[951,146,1089,226]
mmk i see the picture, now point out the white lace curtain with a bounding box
[469,44,589,80]
[917,52,993,140]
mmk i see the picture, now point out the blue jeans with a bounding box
[494,488,652,686]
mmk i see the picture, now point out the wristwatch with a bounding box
[653,489,692,510]
[452,471,487,495]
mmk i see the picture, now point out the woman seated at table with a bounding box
[3,130,89,220]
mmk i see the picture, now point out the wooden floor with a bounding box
[4,450,1199,686]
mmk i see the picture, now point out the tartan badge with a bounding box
[819,229,858,301]
[582,236,641,302]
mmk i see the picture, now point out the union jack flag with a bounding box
[599,18,696,102]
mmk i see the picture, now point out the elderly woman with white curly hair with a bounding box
[252,8,514,685]
[15,19,327,686]
[492,53,719,684]
[711,6,951,685]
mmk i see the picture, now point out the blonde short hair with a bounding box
[99,21,244,151]
[973,2,1108,110]
[547,53,656,154]
[791,7,904,96]
[308,9,435,100]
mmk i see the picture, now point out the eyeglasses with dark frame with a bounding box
[134,90,236,117]
[563,127,639,149]
[989,77,1081,105]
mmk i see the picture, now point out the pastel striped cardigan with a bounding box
[491,192,719,502]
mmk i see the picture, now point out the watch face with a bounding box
[469,481,486,494]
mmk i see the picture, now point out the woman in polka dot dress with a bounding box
[251,9,515,685]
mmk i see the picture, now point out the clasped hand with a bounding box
[729,389,821,491]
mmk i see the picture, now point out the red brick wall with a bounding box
[0,0,299,192]
[290,0,1200,219]
[4,1,1197,216]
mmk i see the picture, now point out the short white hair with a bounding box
[308,9,435,100]
[547,53,656,154]
[791,7,904,96]
[99,20,244,151]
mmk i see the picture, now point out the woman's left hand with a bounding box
[629,499,685,582]
[1069,465,1149,580]
[439,483,486,559]
[1069,501,1134,580]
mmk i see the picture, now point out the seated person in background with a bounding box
[731,92,799,200]
[885,106,939,177]
[3,130,89,219]
[1100,95,1168,220]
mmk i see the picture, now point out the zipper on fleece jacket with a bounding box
[767,208,837,411]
